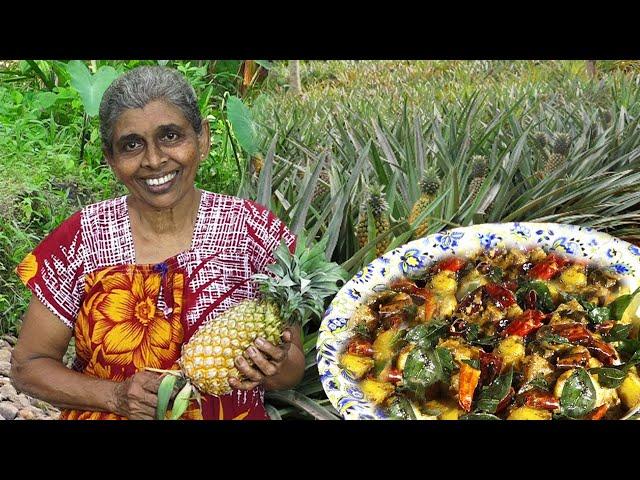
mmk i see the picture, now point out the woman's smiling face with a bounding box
[105,99,209,210]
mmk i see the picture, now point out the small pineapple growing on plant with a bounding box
[552,133,572,156]
[356,185,391,257]
[312,164,331,203]
[408,170,440,239]
[468,155,488,202]
[149,234,347,419]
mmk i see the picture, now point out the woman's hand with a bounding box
[229,328,300,391]
[110,370,163,420]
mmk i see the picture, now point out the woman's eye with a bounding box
[164,132,179,141]
[124,141,140,151]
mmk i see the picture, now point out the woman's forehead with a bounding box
[113,99,190,135]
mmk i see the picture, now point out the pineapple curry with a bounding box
[341,246,640,420]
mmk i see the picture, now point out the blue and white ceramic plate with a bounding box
[316,223,640,420]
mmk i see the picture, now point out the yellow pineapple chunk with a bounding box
[424,398,464,420]
[438,338,481,364]
[340,353,374,380]
[507,406,552,420]
[373,328,401,364]
[360,378,395,405]
[496,336,525,370]
[431,270,457,295]
[618,367,640,410]
[559,264,587,292]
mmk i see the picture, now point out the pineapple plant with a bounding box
[468,155,488,202]
[356,185,391,257]
[150,234,347,419]
[408,170,440,239]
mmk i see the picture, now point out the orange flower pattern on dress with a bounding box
[61,265,185,420]
[15,253,38,284]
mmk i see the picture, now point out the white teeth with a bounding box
[145,171,177,186]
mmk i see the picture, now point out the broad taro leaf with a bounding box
[66,60,118,117]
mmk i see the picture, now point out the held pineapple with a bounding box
[408,171,440,239]
[150,234,347,419]
[356,185,391,257]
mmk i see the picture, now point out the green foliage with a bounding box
[66,61,119,117]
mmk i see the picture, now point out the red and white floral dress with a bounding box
[15,190,295,420]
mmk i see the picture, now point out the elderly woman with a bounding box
[11,66,305,420]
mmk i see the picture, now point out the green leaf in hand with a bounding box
[170,382,194,420]
[156,374,177,420]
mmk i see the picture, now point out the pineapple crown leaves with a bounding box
[252,233,348,325]
[363,185,389,216]
[419,169,441,196]
[470,155,488,178]
[532,131,548,150]
[552,133,572,156]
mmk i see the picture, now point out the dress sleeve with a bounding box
[14,210,85,329]
[242,199,296,274]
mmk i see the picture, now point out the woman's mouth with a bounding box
[140,170,180,193]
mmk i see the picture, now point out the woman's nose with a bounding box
[142,142,168,168]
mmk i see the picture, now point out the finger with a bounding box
[138,390,159,409]
[282,329,293,343]
[254,337,286,362]
[246,345,278,376]
[234,356,264,382]
[129,403,157,420]
[139,371,163,392]
[228,377,260,391]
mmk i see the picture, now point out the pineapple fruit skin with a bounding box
[408,194,433,239]
[180,299,282,396]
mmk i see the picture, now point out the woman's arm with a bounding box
[10,297,162,419]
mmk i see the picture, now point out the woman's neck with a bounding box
[128,188,202,237]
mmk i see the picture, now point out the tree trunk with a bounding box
[288,60,302,94]
[586,60,597,79]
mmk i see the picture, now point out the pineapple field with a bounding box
[2,60,640,420]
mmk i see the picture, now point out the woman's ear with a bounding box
[199,118,211,161]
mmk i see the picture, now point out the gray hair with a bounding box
[99,66,203,154]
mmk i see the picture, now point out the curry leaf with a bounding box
[405,321,448,349]
[608,287,640,321]
[476,367,513,413]
[516,281,554,312]
[590,367,627,389]
[402,348,444,396]
[560,368,596,419]
[603,323,632,343]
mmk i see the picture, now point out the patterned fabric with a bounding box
[16,190,295,420]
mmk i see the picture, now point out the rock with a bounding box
[15,394,31,409]
[0,349,11,363]
[0,340,9,349]
[1,335,17,346]
[0,361,10,376]
[18,409,35,420]
[0,402,18,420]
[0,384,16,400]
